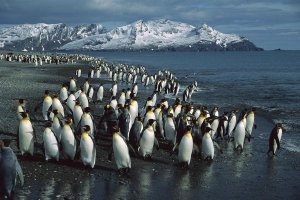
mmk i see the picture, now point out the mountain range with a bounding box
[0,19,263,51]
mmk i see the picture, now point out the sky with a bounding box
[0,0,299,50]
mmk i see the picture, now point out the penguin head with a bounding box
[20,112,28,119]
[53,109,59,115]
[146,106,152,112]
[74,100,80,106]
[18,98,26,104]
[84,107,91,113]
[204,127,213,133]
[276,123,283,129]
[82,125,91,132]
[53,94,59,99]
[186,125,192,132]
[64,118,72,125]
[147,119,156,126]
[44,90,50,95]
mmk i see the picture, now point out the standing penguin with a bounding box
[60,118,77,160]
[246,108,257,141]
[96,83,104,102]
[52,94,65,117]
[18,112,36,156]
[0,141,24,199]
[233,111,247,151]
[51,110,63,142]
[118,105,131,140]
[177,126,193,168]
[66,92,76,112]
[59,84,68,102]
[78,107,95,136]
[164,113,177,145]
[227,110,237,138]
[109,126,132,174]
[73,100,83,127]
[80,125,96,168]
[202,127,215,160]
[34,90,52,121]
[267,123,283,156]
[79,89,89,109]
[69,77,77,92]
[43,122,59,161]
[138,119,159,159]
[129,115,143,150]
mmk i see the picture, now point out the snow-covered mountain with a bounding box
[0,19,262,51]
[0,23,105,51]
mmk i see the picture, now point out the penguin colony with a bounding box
[0,52,284,198]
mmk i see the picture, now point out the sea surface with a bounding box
[79,50,300,153]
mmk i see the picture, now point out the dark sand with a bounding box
[0,58,299,200]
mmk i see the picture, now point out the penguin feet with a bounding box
[179,162,189,170]
[118,167,130,176]
[144,154,152,161]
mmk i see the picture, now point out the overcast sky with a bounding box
[0,0,299,50]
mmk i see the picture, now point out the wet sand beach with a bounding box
[0,56,299,200]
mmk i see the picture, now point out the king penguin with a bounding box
[233,111,247,151]
[96,83,104,102]
[0,141,24,199]
[246,108,256,141]
[43,122,60,161]
[177,125,193,168]
[202,127,215,160]
[110,126,132,174]
[61,118,77,160]
[267,123,283,156]
[18,112,35,156]
[138,119,159,159]
[80,125,96,168]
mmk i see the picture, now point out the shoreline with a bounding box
[0,52,299,199]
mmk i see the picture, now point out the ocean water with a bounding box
[80,50,300,152]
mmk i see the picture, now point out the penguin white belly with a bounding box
[61,127,76,160]
[81,115,94,135]
[233,122,246,149]
[19,120,34,155]
[70,80,76,92]
[129,104,138,129]
[42,98,52,120]
[143,113,156,127]
[158,114,165,138]
[96,70,100,78]
[273,129,282,154]
[113,135,131,169]
[97,87,104,101]
[79,93,89,109]
[60,88,68,102]
[139,129,155,157]
[202,134,214,159]
[43,129,59,161]
[228,116,236,137]
[164,118,176,144]
[118,95,126,106]
[52,100,64,117]
[52,117,62,142]
[80,136,96,168]
[210,119,219,138]
[246,114,254,136]
[73,106,83,126]
[178,135,193,164]
[66,94,76,112]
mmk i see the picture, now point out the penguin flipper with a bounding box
[32,126,38,142]
[63,102,73,116]
[15,159,24,186]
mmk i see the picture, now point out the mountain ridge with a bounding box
[0,19,263,51]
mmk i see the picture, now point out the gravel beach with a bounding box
[0,55,299,200]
